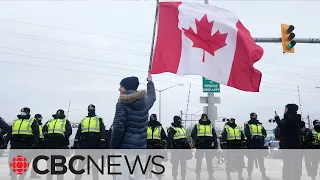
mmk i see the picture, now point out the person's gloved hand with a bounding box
[100,139,106,149]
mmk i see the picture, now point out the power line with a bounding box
[0,18,150,43]
[0,30,149,56]
[1,49,320,92]
[0,46,145,67]
[2,60,320,99]
[0,51,146,72]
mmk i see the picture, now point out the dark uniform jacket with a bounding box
[74,115,106,148]
[7,115,40,148]
[147,120,167,148]
[245,119,267,149]
[221,122,245,148]
[42,118,72,147]
[191,119,218,149]
[0,117,9,147]
[168,122,189,149]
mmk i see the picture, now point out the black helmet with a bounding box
[56,109,65,115]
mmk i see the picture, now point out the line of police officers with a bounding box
[2,107,320,180]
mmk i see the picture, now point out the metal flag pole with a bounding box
[148,0,160,73]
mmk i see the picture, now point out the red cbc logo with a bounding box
[10,155,30,175]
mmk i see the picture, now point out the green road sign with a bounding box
[202,77,220,93]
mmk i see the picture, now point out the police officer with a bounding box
[147,114,167,179]
[0,116,9,149]
[42,109,72,180]
[300,121,313,180]
[221,118,245,180]
[30,114,44,179]
[244,113,270,180]
[73,104,106,149]
[42,109,72,149]
[7,107,40,180]
[168,116,190,180]
[305,121,320,180]
[191,113,218,180]
[73,104,107,180]
[33,114,44,148]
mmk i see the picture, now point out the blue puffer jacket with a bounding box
[110,81,156,149]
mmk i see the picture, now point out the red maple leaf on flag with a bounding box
[182,14,228,62]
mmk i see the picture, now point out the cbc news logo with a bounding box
[10,155,30,175]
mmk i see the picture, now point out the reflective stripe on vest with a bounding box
[248,124,263,136]
[312,130,320,145]
[81,116,100,133]
[225,125,241,140]
[47,119,66,134]
[196,123,213,137]
[147,126,161,140]
[171,126,187,140]
[12,119,34,135]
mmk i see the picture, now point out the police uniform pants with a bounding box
[247,150,266,174]
[45,142,67,180]
[304,150,319,177]
[74,151,99,180]
[171,150,187,178]
[195,149,213,174]
[9,141,33,179]
[282,150,302,180]
[225,149,244,173]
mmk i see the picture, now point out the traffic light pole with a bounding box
[254,37,320,43]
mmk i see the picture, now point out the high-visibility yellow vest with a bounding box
[196,123,213,137]
[12,119,34,135]
[80,116,100,133]
[147,126,162,140]
[312,130,320,145]
[171,126,187,140]
[31,118,44,139]
[248,124,263,136]
[225,125,241,140]
[47,119,66,134]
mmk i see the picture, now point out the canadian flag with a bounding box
[151,2,263,92]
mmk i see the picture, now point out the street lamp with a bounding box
[156,84,184,123]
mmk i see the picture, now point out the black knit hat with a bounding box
[201,114,208,119]
[34,114,42,118]
[173,116,181,123]
[285,104,299,113]
[88,104,95,110]
[120,76,139,90]
[150,114,157,121]
[250,112,257,118]
[313,120,320,126]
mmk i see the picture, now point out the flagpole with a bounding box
[148,0,160,73]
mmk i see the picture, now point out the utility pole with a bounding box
[66,101,71,120]
[297,86,303,120]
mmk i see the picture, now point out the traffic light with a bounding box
[281,24,296,53]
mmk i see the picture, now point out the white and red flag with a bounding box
[151,2,263,92]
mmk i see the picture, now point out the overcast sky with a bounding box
[0,0,319,131]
